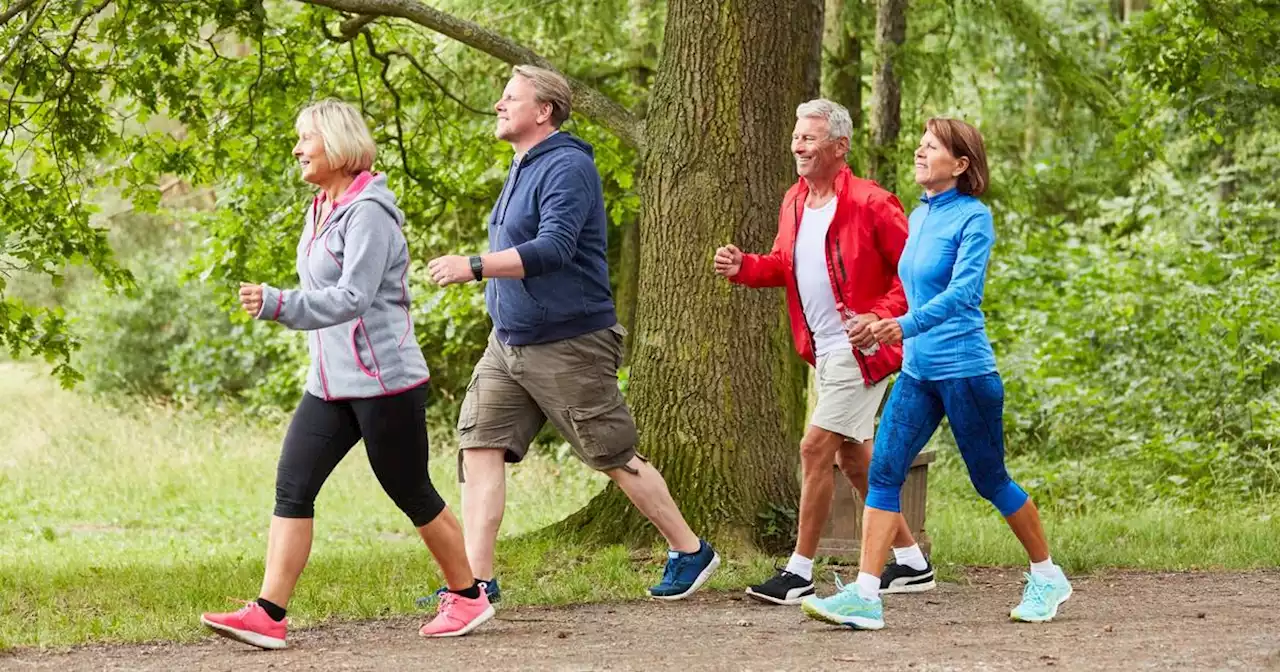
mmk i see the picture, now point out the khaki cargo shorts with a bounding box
[456,323,640,479]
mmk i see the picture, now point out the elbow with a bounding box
[517,238,574,277]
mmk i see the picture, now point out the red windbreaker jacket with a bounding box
[732,165,909,384]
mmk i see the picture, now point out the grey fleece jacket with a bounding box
[257,171,430,400]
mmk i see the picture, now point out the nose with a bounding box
[494,100,503,114]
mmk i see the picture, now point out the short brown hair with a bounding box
[925,118,989,197]
[512,65,572,128]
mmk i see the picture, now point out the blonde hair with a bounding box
[295,99,377,174]
[512,65,572,127]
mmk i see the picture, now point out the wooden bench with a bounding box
[816,449,936,559]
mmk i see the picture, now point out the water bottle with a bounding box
[841,308,880,356]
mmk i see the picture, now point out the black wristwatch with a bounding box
[469,255,484,281]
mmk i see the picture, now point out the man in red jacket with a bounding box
[714,99,935,605]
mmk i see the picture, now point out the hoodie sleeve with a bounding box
[897,210,995,340]
[513,162,594,277]
[257,201,395,331]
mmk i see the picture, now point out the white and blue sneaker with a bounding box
[800,575,884,630]
[1010,572,1073,622]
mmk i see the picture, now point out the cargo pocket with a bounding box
[456,373,481,435]
[567,395,638,469]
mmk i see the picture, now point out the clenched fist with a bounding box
[713,244,743,278]
[239,282,264,317]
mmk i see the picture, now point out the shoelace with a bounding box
[660,554,690,585]
[1021,573,1051,608]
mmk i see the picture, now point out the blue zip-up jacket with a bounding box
[486,132,617,345]
[895,188,998,380]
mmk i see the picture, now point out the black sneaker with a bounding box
[745,569,815,605]
[415,578,501,609]
[879,559,936,594]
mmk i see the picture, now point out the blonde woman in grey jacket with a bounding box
[200,100,493,648]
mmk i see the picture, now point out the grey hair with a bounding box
[796,98,853,145]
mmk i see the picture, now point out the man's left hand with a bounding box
[845,312,879,349]
[427,255,473,286]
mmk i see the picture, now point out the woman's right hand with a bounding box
[239,282,264,317]
[714,244,743,277]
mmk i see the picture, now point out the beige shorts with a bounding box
[810,347,889,442]
[456,324,639,478]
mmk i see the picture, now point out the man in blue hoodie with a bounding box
[426,66,718,603]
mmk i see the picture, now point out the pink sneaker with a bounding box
[200,601,288,650]
[419,591,495,637]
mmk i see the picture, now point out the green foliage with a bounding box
[2,0,1278,513]
[987,164,1280,508]
[70,251,306,409]
[1122,0,1280,145]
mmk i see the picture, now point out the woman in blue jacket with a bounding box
[802,118,1072,630]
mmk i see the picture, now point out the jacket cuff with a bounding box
[258,285,284,321]
[897,314,919,340]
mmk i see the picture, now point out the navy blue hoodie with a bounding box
[486,132,617,345]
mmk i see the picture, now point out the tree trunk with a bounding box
[868,0,906,193]
[555,0,821,548]
[614,0,659,357]
[823,0,867,171]
[615,211,641,358]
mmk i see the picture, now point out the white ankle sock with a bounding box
[784,553,814,581]
[892,544,928,571]
[1030,558,1063,580]
[855,572,881,601]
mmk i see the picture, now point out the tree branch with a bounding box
[295,0,645,149]
[0,0,37,30]
[0,0,46,74]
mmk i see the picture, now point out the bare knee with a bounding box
[799,431,839,474]
[836,449,869,482]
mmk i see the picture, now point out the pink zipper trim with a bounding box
[320,376,430,401]
[271,290,285,321]
[363,322,389,393]
[350,320,373,376]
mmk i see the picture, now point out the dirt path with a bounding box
[5,569,1279,671]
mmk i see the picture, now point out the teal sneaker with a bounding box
[800,575,884,630]
[1010,572,1073,623]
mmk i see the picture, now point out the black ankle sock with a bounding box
[256,597,287,622]
[449,583,482,600]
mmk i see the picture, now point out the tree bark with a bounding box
[555,0,820,548]
[868,0,906,193]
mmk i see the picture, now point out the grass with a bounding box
[2,361,1277,649]
[0,363,774,649]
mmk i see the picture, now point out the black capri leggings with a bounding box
[274,383,446,527]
